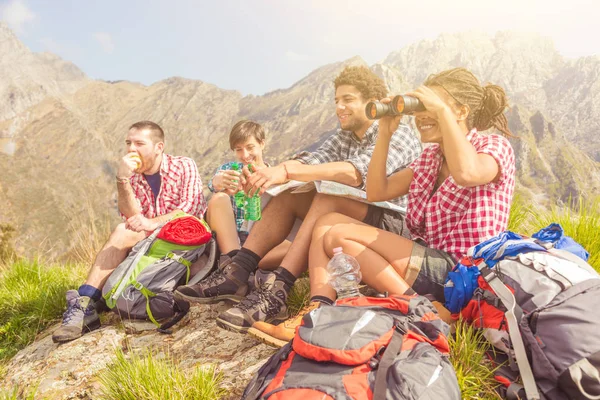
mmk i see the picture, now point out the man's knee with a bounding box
[106,223,140,249]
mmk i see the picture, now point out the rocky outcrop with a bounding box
[2,302,276,399]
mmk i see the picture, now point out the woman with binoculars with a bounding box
[307,67,516,310]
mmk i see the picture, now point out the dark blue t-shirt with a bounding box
[144,172,161,199]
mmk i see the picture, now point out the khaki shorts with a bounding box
[404,240,456,303]
[362,205,410,238]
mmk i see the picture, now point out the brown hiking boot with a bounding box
[216,270,291,333]
[174,261,250,304]
[247,301,321,348]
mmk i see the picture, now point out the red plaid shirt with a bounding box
[406,130,515,260]
[126,154,207,220]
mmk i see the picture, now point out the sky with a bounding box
[1,0,598,96]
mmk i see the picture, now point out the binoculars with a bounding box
[365,95,425,119]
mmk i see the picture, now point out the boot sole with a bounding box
[215,317,251,333]
[174,291,243,304]
[52,319,101,344]
[247,327,290,348]
[215,314,289,334]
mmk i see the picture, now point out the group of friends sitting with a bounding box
[52,65,515,349]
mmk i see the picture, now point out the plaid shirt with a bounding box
[293,120,421,207]
[406,129,516,260]
[208,161,270,232]
[127,153,207,220]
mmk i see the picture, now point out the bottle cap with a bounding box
[333,247,343,254]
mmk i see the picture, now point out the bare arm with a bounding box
[437,108,500,186]
[365,108,414,202]
[285,160,361,186]
[117,180,141,219]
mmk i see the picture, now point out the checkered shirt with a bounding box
[127,153,207,220]
[406,129,516,260]
[208,161,270,232]
[293,120,422,207]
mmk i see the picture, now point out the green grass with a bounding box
[287,277,311,315]
[449,321,502,399]
[528,196,600,271]
[0,258,86,361]
[98,348,227,400]
[0,385,39,400]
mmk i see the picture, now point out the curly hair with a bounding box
[334,66,387,101]
[424,68,512,137]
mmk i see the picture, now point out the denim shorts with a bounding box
[405,240,456,303]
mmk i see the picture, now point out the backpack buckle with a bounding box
[369,346,387,369]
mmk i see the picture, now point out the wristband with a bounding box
[282,164,290,180]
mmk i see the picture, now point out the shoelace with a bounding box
[238,288,279,315]
[62,301,84,324]
[201,269,225,286]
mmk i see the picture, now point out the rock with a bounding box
[1,303,277,399]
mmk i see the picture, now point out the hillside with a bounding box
[0,27,599,256]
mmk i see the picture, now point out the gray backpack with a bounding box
[102,216,217,332]
[242,295,461,400]
[453,235,600,400]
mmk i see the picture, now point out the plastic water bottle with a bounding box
[230,162,246,208]
[326,247,362,299]
[244,164,261,221]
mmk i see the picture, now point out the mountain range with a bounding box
[0,23,598,255]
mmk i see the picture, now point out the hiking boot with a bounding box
[52,290,100,343]
[174,261,249,304]
[248,301,321,348]
[216,270,290,333]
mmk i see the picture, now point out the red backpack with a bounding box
[242,295,461,400]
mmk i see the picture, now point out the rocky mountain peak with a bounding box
[0,21,28,58]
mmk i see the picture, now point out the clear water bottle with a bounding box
[230,162,246,208]
[326,247,362,299]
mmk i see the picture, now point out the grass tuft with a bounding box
[529,196,600,271]
[0,385,39,400]
[287,277,311,316]
[0,258,86,361]
[98,348,227,400]
[449,320,502,399]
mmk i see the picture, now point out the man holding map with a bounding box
[175,65,421,333]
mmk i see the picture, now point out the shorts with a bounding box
[405,240,456,303]
[362,205,410,238]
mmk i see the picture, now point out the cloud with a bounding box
[0,0,36,33]
[286,50,308,61]
[93,32,115,54]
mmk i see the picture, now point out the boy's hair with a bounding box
[425,68,512,137]
[334,66,388,101]
[229,120,265,150]
[129,121,165,143]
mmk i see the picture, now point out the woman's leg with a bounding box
[206,193,240,254]
[309,212,415,300]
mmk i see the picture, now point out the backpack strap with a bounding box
[157,297,190,334]
[242,343,294,400]
[479,264,541,400]
[373,322,405,400]
[187,238,218,286]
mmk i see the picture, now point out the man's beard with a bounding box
[341,117,363,133]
